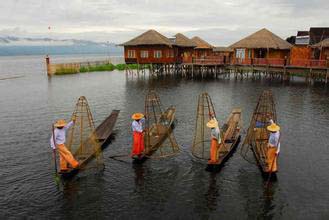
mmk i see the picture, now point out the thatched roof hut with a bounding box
[121,29,172,46]
[230,28,292,50]
[313,38,329,48]
[173,33,196,47]
[191,36,214,49]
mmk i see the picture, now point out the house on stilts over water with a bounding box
[191,36,214,59]
[171,33,196,63]
[230,28,292,65]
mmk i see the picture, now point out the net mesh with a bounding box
[144,90,179,158]
[241,90,276,167]
[191,93,217,160]
[66,96,103,166]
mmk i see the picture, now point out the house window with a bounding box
[248,49,252,59]
[140,50,149,58]
[236,49,245,59]
[154,50,162,58]
[127,50,136,58]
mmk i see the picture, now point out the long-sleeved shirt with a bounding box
[211,127,221,144]
[268,131,281,154]
[132,119,144,133]
[50,121,74,149]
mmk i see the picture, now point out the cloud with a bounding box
[0,0,328,45]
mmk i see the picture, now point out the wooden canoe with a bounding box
[59,110,120,179]
[206,108,242,172]
[242,90,277,176]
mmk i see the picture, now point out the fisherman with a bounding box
[206,117,221,164]
[266,120,281,172]
[50,117,79,172]
[131,113,145,159]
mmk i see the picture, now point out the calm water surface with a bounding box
[0,55,329,219]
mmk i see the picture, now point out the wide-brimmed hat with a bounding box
[54,119,67,128]
[132,113,144,120]
[206,119,218,128]
[267,123,280,132]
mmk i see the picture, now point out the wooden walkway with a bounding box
[139,58,329,83]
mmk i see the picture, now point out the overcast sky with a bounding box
[0,0,328,46]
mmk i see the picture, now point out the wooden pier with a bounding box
[127,58,329,84]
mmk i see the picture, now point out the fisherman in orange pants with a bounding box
[50,118,79,172]
[206,118,221,164]
[266,120,281,173]
[131,113,145,159]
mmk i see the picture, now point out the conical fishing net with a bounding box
[192,93,217,160]
[241,90,276,166]
[144,90,179,158]
[66,96,103,166]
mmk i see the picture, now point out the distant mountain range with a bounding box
[0,36,123,56]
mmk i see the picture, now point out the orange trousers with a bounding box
[209,138,219,164]
[267,147,278,172]
[132,131,145,156]
[57,144,79,170]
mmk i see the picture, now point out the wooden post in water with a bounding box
[46,55,52,76]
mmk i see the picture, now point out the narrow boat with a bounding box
[59,98,119,179]
[206,108,242,172]
[133,91,179,163]
[192,93,242,172]
[242,90,277,177]
[144,106,177,156]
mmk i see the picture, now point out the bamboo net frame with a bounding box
[241,90,276,169]
[66,96,103,165]
[144,90,179,158]
[191,93,217,160]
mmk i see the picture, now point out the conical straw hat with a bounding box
[206,119,218,128]
[54,119,67,128]
[132,113,144,120]
[267,123,280,132]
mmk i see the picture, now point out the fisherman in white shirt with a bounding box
[206,117,221,164]
[266,119,281,172]
[50,117,79,172]
[131,113,145,159]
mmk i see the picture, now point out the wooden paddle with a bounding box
[52,124,60,184]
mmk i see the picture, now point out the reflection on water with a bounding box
[133,164,145,188]
[1,55,329,219]
[205,173,219,211]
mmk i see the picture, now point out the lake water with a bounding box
[0,54,329,219]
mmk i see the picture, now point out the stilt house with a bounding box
[230,28,292,65]
[121,29,174,64]
[171,33,196,63]
[191,36,214,59]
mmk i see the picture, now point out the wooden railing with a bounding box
[289,59,327,68]
[180,56,329,69]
